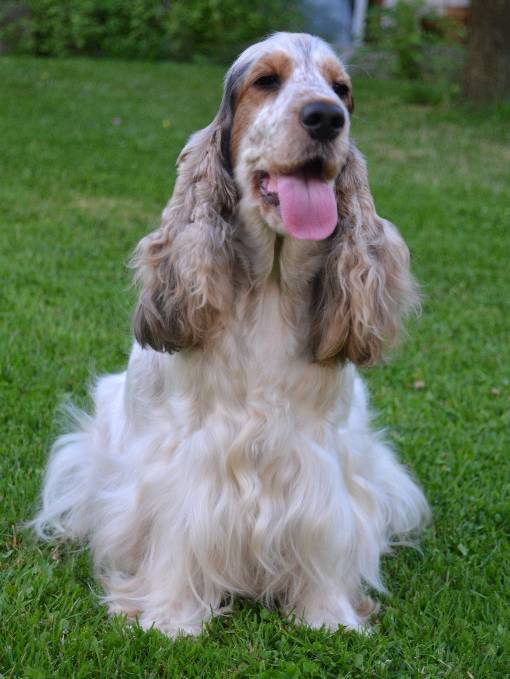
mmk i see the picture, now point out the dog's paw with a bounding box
[303,610,365,633]
[108,602,141,621]
[138,615,204,638]
[290,592,371,633]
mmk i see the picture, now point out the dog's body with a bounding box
[34,33,429,636]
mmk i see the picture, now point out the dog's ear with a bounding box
[310,144,419,366]
[132,69,245,353]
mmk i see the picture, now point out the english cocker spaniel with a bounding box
[33,32,429,637]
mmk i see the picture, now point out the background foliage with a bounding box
[165,0,302,64]
[364,0,466,103]
[0,0,301,62]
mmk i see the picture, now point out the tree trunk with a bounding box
[464,0,510,101]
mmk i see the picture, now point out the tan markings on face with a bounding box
[231,52,293,165]
[320,57,353,113]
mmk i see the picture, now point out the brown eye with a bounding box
[253,74,280,90]
[332,82,350,99]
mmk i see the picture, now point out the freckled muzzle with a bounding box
[234,39,352,241]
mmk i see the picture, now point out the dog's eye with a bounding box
[332,82,350,99]
[253,74,280,90]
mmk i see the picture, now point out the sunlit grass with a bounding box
[1,56,509,677]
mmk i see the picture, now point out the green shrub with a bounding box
[0,0,171,58]
[367,0,432,79]
[0,0,302,62]
[166,0,302,63]
[366,0,464,82]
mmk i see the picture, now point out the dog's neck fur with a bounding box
[237,211,327,347]
[269,235,283,282]
[229,228,325,369]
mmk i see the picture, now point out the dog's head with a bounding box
[133,33,418,364]
[227,33,353,241]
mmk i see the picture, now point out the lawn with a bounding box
[1,55,509,678]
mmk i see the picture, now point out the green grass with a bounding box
[1,55,509,678]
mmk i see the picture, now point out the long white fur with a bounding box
[33,33,429,637]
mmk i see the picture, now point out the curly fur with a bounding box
[311,147,419,365]
[32,32,429,638]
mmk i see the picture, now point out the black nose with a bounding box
[299,101,345,141]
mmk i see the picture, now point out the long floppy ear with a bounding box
[132,74,242,353]
[310,144,419,366]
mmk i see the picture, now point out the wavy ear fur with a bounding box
[133,80,241,353]
[311,144,419,366]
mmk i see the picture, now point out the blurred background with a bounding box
[0,0,509,103]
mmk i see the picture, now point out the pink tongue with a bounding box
[269,174,338,240]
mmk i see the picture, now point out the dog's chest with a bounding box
[172,281,342,428]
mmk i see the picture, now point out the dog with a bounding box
[33,32,429,637]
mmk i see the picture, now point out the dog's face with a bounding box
[228,33,353,240]
[134,32,417,365]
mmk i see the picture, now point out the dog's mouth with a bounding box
[255,158,338,241]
